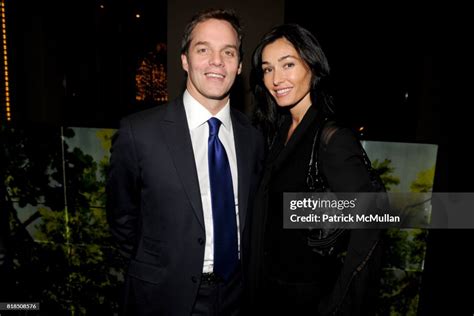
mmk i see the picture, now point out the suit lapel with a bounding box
[231,110,251,234]
[160,98,205,230]
[158,100,253,234]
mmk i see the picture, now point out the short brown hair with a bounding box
[180,8,243,62]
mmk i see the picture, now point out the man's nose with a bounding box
[209,51,224,67]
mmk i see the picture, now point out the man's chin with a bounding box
[205,92,231,101]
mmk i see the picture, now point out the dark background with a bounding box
[4,0,167,127]
[1,0,471,314]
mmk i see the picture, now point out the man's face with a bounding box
[181,19,242,107]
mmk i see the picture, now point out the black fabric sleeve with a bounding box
[320,128,373,193]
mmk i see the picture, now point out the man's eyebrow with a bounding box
[192,41,237,51]
[222,44,238,50]
[193,41,210,46]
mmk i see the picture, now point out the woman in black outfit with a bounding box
[248,24,383,315]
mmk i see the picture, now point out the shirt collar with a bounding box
[183,90,232,131]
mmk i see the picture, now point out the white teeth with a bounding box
[206,73,224,78]
[276,88,291,95]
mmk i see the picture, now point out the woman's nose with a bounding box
[272,69,284,86]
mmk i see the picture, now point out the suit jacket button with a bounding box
[191,276,198,283]
[198,238,204,245]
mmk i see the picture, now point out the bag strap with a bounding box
[306,118,330,191]
[307,119,380,192]
[305,118,347,254]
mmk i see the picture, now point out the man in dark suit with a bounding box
[106,9,264,315]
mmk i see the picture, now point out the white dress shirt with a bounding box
[183,90,240,273]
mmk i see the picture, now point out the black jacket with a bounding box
[248,105,383,315]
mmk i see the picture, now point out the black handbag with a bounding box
[305,119,387,256]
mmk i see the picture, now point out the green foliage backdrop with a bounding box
[2,126,125,315]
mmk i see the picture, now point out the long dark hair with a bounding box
[251,24,334,147]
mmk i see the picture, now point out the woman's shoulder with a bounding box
[320,120,358,149]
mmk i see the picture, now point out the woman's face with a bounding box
[261,37,312,109]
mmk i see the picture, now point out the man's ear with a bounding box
[181,53,189,72]
[237,62,242,75]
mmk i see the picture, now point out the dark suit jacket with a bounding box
[106,96,264,315]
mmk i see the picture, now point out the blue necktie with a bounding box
[208,117,238,281]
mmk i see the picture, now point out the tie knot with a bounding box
[208,117,222,136]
